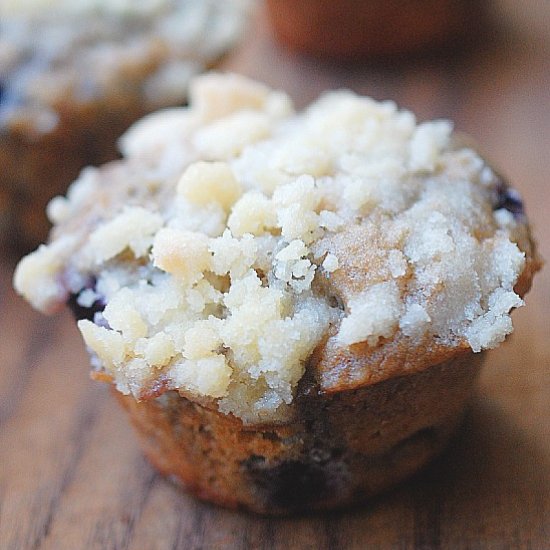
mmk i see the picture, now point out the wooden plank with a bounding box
[1,2,549,548]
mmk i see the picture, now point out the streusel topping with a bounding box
[15,74,528,423]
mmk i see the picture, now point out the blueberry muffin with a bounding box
[0,0,250,251]
[265,0,483,60]
[14,73,540,514]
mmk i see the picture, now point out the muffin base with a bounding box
[116,350,483,515]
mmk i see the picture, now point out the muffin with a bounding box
[14,73,540,514]
[0,0,250,252]
[265,0,483,60]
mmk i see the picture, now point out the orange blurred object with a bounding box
[265,0,482,60]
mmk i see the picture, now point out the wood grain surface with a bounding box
[1,3,549,549]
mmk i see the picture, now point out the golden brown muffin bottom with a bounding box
[116,350,483,515]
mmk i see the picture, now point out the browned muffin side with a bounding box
[117,351,482,514]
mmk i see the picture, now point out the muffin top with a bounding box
[0,0,249,134]
[14,73,537,424]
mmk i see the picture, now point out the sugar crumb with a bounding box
[14,74,531,424]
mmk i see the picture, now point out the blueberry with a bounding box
[494,179,524,218]
[243,456,328,510]
[67,280,105,322]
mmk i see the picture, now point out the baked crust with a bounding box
[117,351,483,514]
[313,209,541,394]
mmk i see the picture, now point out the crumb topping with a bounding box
[14,73,529,423]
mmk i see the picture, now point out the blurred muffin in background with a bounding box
[0,0,250,252]
[266,0,483,60]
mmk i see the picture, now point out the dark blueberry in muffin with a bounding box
[494,179,525,218]
[67,284,105,322]
[244,457,329,509]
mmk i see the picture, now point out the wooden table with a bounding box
[1,3,549,548]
